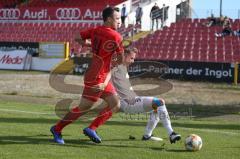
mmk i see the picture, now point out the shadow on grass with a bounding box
[0,135,66,146]
[65,139,165,150]
[165,149,192,152]
[0,135,165,150]
[0,117,239,130]
[0,135,95,148]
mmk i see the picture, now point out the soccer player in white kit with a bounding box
[86,47,181,144]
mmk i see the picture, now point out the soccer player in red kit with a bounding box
[50,7,124,144]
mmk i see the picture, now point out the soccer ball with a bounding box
[185,134,202,151]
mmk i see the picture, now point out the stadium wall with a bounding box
[31,58,63,71]
[0,42,67,71]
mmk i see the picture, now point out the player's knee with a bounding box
[110,99,121,112]
[113,100,120,108]
[152,97,165,109]
[159,98,165,105]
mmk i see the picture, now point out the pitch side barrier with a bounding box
[72,57,240,83]
[0,41,69,71]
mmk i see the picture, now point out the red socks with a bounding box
[88,106,113,130]
[54,106,113,133]
[54,107,82,133]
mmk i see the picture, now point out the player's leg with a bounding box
[138,96,161,140]
[142,111,161,140]
[83,82,120,143]
[88,105,112,130]
[137,97,181,143]
[50,90,98,144]
[152,97,181,143]
[83,94,120,143]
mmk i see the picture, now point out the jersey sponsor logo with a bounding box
[103,40,118,52]
[56,8,81,20]
[0,9,20,19]
[0,55,23,64]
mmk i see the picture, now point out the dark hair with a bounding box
[102,7,119,22]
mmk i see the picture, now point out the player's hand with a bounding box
[111,53,124,67]
[90,83,106,92]
[84,40,91,47]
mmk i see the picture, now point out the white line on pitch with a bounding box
[0,108,54,115]
[179,127,240,136]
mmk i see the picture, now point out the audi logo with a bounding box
[0,9,20,19]
[56,8,81,20]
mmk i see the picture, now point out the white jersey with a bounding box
[111,64,153,113]
[111,65,137,100]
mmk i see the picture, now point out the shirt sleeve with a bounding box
[80,28,93,40]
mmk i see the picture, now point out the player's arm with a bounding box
[75,34,91,47]
[111,38,125,66]
[111,53,124,66]
[75,29,93,48]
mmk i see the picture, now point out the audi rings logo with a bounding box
[0,9,20,19]
[56,8,81,20]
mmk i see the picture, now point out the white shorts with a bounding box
[119,96,154,113]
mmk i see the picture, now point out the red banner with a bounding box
[0,7,104,21]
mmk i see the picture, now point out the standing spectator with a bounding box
[121,4,128,26]
[135,4,143,26]
[160,4,169,28]
[150,3,160,30]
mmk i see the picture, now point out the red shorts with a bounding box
[82,82,117,102]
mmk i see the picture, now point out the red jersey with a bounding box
[80,26,123,86]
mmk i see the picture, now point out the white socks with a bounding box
[144,111,159,137]
[144,105,173,137]
[158,105,173,136]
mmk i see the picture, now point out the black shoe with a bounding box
[142,135,152,140]
[169,132,181,144]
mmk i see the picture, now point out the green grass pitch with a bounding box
[0,101,239,159]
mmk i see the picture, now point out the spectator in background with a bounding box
[121,4,128,26]
[233,29,240,37]
[215,17,233,37]
[135,4,143,26]
[150,3,160,30]
[160,4,169,28]
[203,15,226,27]
[203,14,217,27]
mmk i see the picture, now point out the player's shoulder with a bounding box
[97,26,121,38]
[109,30,122,42]
[80,27,95,33]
